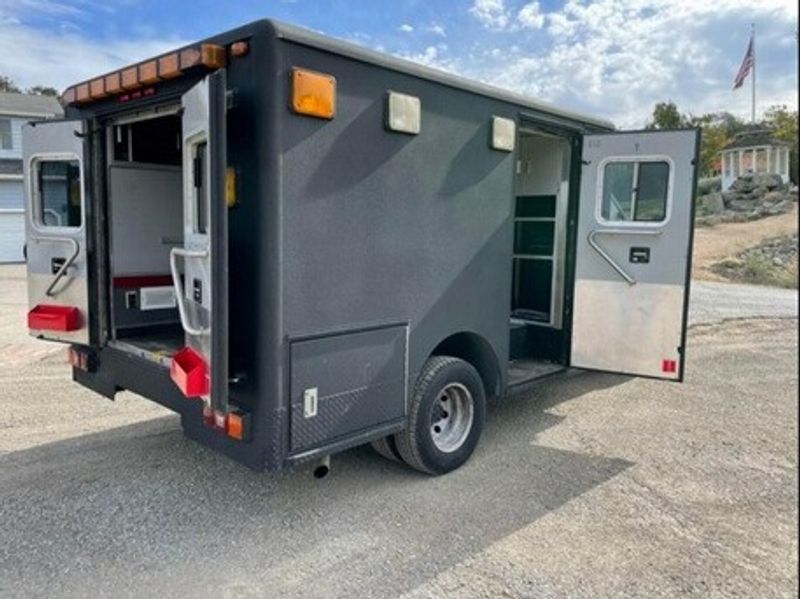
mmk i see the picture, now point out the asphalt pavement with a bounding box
[0,265,797,598]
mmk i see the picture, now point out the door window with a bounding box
[599,159,670,224]
[35,159,82,228]
[192,141,208,234]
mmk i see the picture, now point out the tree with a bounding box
[27,85,59,97]
[0,75,21,93]
[646,101,686,130]
[764,105,799,183]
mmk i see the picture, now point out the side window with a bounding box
[600,160,670,224]
[36,159,82,228]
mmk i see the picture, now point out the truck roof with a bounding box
[268,19,615,131]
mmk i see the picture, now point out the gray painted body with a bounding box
[23,20,695,471]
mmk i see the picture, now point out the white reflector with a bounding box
[140,286,177,311]
[386,91,421,135]
[492,116,516,151]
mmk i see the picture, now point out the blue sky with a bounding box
[1,0,797,127]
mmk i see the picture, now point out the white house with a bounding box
[0,92,63,263]
[720,128,792,192]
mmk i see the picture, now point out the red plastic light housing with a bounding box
[28,305,81,332]
[171,347,209,397]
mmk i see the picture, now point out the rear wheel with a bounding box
[370,435,404,463]
[395,356,486,475]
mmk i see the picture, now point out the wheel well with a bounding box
[431,332,501,398]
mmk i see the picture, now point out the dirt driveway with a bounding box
[0,265,797,598]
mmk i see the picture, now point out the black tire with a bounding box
[370,435,404,463]
[394,356,486,475]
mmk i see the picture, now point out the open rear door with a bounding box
[169,70,229,421]
[571,129,699,380]
[23,119,90,344]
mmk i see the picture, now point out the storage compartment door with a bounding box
[23,119,90,344]
[169,70,229,415]
[290,325,408,454]
[571,129,699,380]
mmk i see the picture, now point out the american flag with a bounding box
[733,35,754,90]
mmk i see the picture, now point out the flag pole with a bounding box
[751,22,756,123]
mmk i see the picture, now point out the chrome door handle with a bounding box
[29,236,80,297]
[587,228,662,286]
[169,247,210,336]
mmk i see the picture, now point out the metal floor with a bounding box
[507,359,565,388]
[111,326,184,367]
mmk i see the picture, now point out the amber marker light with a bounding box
[158,53,181,79]
[291,68,336,119]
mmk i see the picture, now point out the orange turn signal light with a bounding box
[291,68,336,119]
[227,412,245,441]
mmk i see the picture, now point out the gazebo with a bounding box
[720,128,792,191]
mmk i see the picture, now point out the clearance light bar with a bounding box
[62,42,230,106]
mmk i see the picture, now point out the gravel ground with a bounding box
[0,265,797,598]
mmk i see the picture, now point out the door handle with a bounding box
[169,247,210,336]
[30,236,80,296]
[587,228,662,286]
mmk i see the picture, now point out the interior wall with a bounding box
[516,135,566,196]
[512,132,571,330]
[109,163,183,275]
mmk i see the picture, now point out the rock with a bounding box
[752,185,770,198]
[698,192,725,215]
[721,191,743,207]
[728,199,759,212]
[731,175,755,193]
[752,172,784,190]
[764,200,793,215]
[762,190,787,205]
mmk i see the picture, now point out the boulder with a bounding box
[731,175,755,193]
[762,190,787,205]
[721,190,744,207]
[698,192,725,215]
[752,172,784,191]
[728,198,759,212]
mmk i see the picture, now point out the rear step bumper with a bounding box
[73,345,264,470]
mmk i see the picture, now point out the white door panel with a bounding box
[571,129,698,380]
[22,119,90,344]
[169,70,229,416]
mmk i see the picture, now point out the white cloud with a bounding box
[399,23,414,33]
[469,0,511,31]
[517,2,544,30]
[462,0,798,126]
[0,22,187,90]
[426,23,447,37]
[0,2,188,91]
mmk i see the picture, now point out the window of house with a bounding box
[0,119,12,150]
[732,151,740,177]
[36,159,82,228]
[600,160,670,224]
[723,153,731,178]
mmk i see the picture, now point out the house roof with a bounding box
[0,92,63,118]
[722,128,791,151]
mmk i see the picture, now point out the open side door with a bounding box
[169,70,230,421]
[23,119,90,344]
[571,129,699,380]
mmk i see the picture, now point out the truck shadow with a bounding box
[1,370,632,597]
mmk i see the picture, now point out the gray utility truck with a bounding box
[23,19,699,475]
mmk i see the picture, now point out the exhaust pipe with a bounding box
[313,455,331,479]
